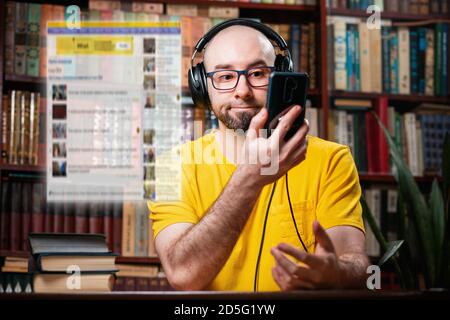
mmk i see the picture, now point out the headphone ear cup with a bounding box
[188,62,211,109]
[274,54,293,72]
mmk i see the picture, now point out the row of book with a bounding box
[363,187,399,258]
[330,98,450,176]
[328,0,449,14]
[328,17,449,96]
[181,101,322,141]
[1,91,45,166]
[0,179,160,258]
[3,1,318,92]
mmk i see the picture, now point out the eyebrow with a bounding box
[213,59,268,70]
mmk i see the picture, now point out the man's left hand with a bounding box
[271,220,342,290]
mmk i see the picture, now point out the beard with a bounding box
[216,102,263,131]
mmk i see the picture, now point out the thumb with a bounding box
[247,108,268,140]
[313,220,335,253]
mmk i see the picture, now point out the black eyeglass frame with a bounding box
[205,66,275,90]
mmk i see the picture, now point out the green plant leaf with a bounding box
[372,111,436,287]
[443,132,450,216]
[379,240,404,266]
[361,197,407,288]
[430,178,445,282]
[361,196,387,252]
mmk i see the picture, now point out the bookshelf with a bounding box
[0,1,449,293]
[0,1,328,273]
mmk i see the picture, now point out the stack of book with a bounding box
[0,257,32,293]
[29,233,118,293]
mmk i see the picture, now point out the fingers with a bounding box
[271,247,319,284]
[313,220,336,253]
[277,242,323,269]
[247,108,268,140]
[272,265,314,290]
[270,105,302,145]
[283,118,309,152]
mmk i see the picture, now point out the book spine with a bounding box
[75,202,88,233]
[435,24,443,96]
[121,202,135,257]
[21,182,32,251]
[1,95,9,163]
[425,28,435,95]
[358,22,371,92]
[14,3,28,76]
[0,179,11,250]
[418,27,427,94]
[375,97,390,173]
[410,29,419,94]
[334,20,347,90]
[112,202,123,254]
[382,27,391,93]
[31,182,45,233]
[26,3,41,77]
[398,27,411,94]
[10,182,22,251]
[4,1,16,76]
[389,28,399,94]
[103,202,114,251]
[441,23,448,96]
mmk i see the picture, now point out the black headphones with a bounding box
[188,18,294,110]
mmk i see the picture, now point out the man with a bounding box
[149,23,370,291]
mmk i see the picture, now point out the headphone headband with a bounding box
[194,18,289,52]
[188,18,293,110]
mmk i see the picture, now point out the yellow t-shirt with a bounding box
[149,130,364,291]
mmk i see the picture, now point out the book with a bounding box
[33,273,115,293]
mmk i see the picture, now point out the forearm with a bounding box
[166,165,263,290]
[337,252,371,289]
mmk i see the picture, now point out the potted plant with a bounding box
[361,112,449,290]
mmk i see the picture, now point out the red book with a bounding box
[31,182,45,233]
[53,202,64,233]
[63,202,75,233]
[1,179,11,250]
[21,182,32,251]
[10,182,22,251]
[365,97,389,174]
[365,111,377,173]
[112,202,123,254]
[75,202,88,233]
[88,202,103,234]
[44,201,54,233]
[103,202,114,251]
[374,97,390,173]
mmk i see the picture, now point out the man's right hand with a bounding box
[238,104,309,188]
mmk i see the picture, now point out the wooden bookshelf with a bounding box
[331,91,450,104]
[0,164,46,173]
[359,173,442,183]
[329,8,450,22]
[116,0,318,12]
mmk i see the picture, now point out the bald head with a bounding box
[203,25,276,72]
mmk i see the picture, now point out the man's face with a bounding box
[203,26,276,131]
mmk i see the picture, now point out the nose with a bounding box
[234,73,253,100]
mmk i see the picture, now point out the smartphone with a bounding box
[265,72,309,140]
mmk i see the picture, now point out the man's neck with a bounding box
[215,122,246,165]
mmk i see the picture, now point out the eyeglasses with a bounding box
[206,66,275,90]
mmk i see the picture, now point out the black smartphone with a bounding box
[265,72,309,140]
